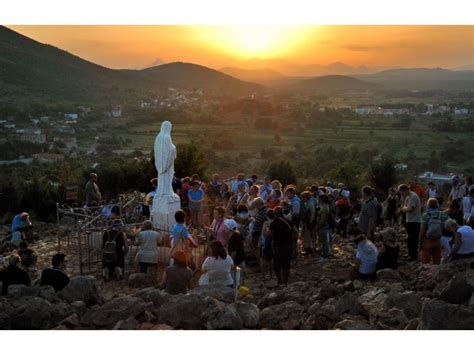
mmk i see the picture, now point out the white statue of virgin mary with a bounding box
[151,121,181,230]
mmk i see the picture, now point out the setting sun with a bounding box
[197,26,316,58]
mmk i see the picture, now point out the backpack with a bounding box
[426,211,444,240]
[103,231,118,263]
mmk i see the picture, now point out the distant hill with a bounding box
[288,75,378,93]
[356,68,474,90]
[142,62,265,95]
[0,26,264,105]
[220,67,285,84]
[231,58,383,76]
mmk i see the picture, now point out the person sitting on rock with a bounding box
[198,240,234,287]
[102,219,128,281]
[350,235,378,280]
[40,253,70,292]
[0,254,31,295]
[376,228,400,270]
[11,212,33,246]
[135,220,161,274]
[18,241,38,269]
[160,250,193,295]
[444,219,474,261]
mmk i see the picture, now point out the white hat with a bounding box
[223,218,238,231]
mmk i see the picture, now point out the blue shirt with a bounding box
[12,214,26,234]
[290,195,301,216]
[188,188,205,202]
[356,240,378,275]
[259,183,273,202]
[171,223,189,238]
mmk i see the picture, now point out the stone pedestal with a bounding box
[151,193,181,232]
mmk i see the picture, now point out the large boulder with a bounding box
[38,285,60,303]
[376,269,402,282]
[128,273,156,288]
[357,288,388,317]
[439,275,473,305]
[333,319,374,330]
[81,296,154,329]
[206,305,243,330]
[189,284,235,303]
[260,301,304,330]
[113,316,139,330]
[8,297,71,330]
[158,294,222,329]
[302,303,340,330]
[134,287,172,308]
[60,276,101,306]
[0,298,14,330]
[228,301,260,328]
[419,299,474,330]
[335,292,364,316]
[372,308,409,329]
[469,294,474,310]
[257,291,286,309]
[7,285,39,298]
[56,313,81,329]
[383,291,422,319]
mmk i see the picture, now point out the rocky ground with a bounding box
[1,223,474,330]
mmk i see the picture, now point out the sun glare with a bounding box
[197,26,315,58]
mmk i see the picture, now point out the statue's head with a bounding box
[161,121,172,135]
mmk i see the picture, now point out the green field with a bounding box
[84,110,473,179]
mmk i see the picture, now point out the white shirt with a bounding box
[457,225,474,255]
[356,240,378,274]
[201,255,234,286]
[462,196,473,220]
[427,188,438,199]
[136,230,160,263]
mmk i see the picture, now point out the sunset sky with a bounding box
[8,25,474,74]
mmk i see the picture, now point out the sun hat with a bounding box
[223,218,238,232]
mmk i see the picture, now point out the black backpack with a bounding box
[103,231,118,263]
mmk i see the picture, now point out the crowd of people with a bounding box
[0,251,70,295]
[132,172,474,288]
[2,171,473,296]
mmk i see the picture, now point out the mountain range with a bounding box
[0,26,265,104]
[0,25,473,106]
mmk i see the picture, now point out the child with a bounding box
[170,209,197,269]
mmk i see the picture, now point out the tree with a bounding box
[369,157,398,195]
[173,143,209,179]
[267,160,297,187]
